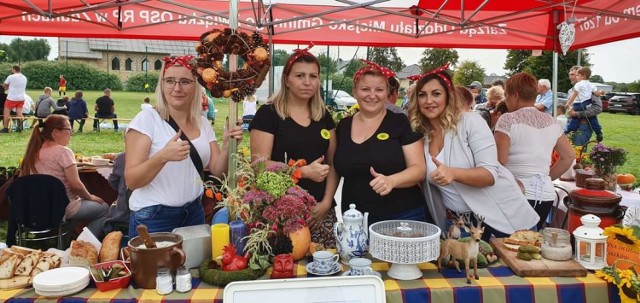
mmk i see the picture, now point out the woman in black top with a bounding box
[334,63,427,226]
[250,46,338,248]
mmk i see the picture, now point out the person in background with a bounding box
[534,79,553,115]
[54,96,69,116]
[491,79,505,90]
[125,55,242,238]
[407,64,538,241]
[19,114,109,237]
[103,151,129,235]
[401,84,415,113]
[35,87,67,124]
[2,65,28,133]
[476,85,505,127]
[141,97,153,110]
[456,86,474,111]
[467,80,487,105]
[250,46,338,247]
[566,66,602,146]
[565,67,604,142]
[335,61,427,226]
[489,100,509,131]
[93,88,119,132]
[556,104,568,130]
[68,91,89,133]
[495,72,574,230]
[386,75,404,114]
[12,93,34,130]
[241,95,257,130]
[59,75,67,96]
[0,86,6,112]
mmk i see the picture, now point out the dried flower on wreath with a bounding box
[194,28,271,102]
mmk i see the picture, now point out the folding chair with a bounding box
[6,174,70,249]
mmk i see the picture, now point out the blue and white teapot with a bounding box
[333,204,369,264]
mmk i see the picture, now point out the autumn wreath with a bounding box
[194,28,271,102]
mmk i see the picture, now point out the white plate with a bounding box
[623,206,640,227]
[35,278,89,298]
[341,270,381,278]
[305,262,342,276]
[33,267,90,292]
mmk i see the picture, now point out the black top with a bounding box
[95,95,114,116]
[249,104,336,203]
[334,110,424,219]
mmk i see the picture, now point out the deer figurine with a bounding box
[447,212,468,239]
[437,214,485,284]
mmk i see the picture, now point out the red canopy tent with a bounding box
[0,0,638,53]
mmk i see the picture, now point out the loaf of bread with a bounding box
[0,255,21,279]
[504,230,543,247]
[99,231,123,262]
[14,250,42,276]
[0,275,32,290]
[69,240,99,267]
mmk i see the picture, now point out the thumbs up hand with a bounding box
[369,167,396,196]
[302,156,330,182]
[430,157,454,186]
[161,130,191,162]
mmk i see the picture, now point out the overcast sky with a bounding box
[2,35,638,83]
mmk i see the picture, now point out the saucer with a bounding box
[306,262,342,276]
[341,270,381,278]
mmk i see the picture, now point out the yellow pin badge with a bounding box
[377,133,389,140]
[321,129,331,140]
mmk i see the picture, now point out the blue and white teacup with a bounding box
[312,251,339,273]
[348,258,372,276]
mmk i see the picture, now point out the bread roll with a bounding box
[69,240,98,267]
[99,231,123,262]
[0,255,20,279]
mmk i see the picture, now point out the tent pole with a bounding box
[227,0,239,189]
[552,51,558,119]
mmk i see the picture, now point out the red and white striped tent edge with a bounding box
[0,0,638,52]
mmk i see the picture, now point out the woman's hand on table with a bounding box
[430,157,455,186]
[301,156,330,182]
[162,130,190,162]
[369,167,396,196]
[308,200,331,229]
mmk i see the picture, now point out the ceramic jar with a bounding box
[333,204,369,264]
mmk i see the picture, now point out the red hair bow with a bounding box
[162,55,195,72]
[407,63,452,89]
[353,59,396,84]
[284,42,315,74]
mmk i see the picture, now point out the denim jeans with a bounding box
[572,121,593,146]
[128,198,204,238]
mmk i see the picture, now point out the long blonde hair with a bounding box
[155,62,202,127]
[269,54,325,121]
[408,72,462,139]
[20,115,69,176]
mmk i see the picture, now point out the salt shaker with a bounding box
[156,268,173,295]
[175,266,192,293]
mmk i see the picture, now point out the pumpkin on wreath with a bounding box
[194,28,271,102]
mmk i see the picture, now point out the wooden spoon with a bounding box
[136,224,156,249]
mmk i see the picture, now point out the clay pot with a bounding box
[128,232,186,289]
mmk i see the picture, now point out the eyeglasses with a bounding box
[57,127,73,133]
[163,78,195,88]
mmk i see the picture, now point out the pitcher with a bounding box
[333,204,369,264]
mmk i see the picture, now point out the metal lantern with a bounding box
[573,214,608,270]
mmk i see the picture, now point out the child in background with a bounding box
[564,67,603,142]
[140,97,153,110]
[556,104,567,130]
[241,95,257,131]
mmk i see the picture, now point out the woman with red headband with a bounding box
[333,61,428,226]
[124,55,243,238]
[407,64,538,241]
[250,45,338,248]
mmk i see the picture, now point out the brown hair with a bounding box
[20,115,69,176]
[270,53,325,121]
[455,86,474,110]
[407,70,461,138]
[577,67,592,79]
[494,100,508,115]
[504,72,538,102]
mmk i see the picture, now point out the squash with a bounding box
[617,173,636,185]
[288,226,311,261]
